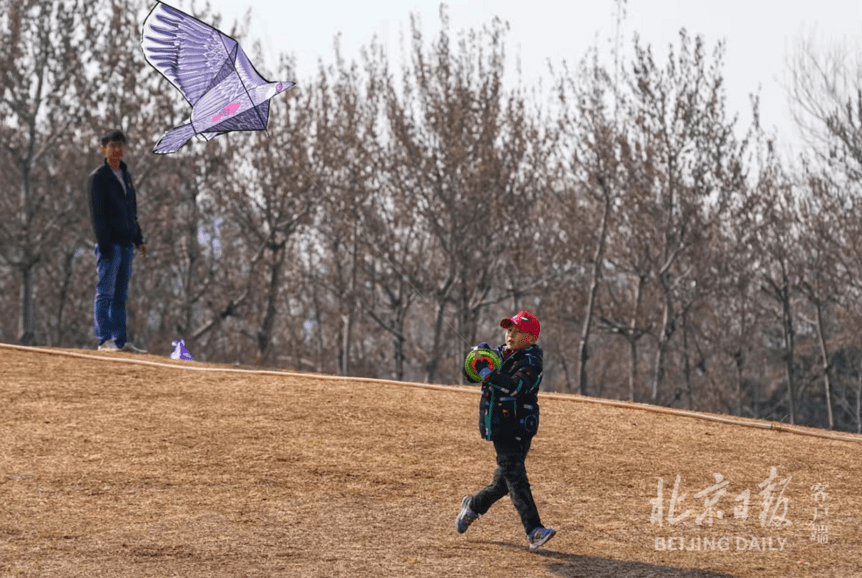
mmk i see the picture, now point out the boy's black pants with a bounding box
[470,436,542,535]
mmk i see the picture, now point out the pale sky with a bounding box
[197,0,862,156]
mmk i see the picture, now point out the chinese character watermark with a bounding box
[650,468,792,528]
[649,467,797,555]
[758,466,793,528]
[809,482,829,544]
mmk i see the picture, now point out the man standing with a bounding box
[87,129,148,353]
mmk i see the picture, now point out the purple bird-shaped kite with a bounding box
[141,2,295,154]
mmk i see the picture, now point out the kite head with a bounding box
[274,81,295,96]
[252,81,295,104]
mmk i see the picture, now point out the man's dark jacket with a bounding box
[465,343,543,441]
[87,160,144,257]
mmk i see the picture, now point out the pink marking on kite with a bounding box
[211,102,242,122]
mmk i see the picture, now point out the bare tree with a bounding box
[795,169,848,429]
[705,135,766,416]
[784,29,862,428]
[757,171,801,425]
[787,30,862,181]
[551,50,621,396]
[384,9,537,382]
[784,32,862,427]
[215,77,314,363]
[0,0,97,344]
[625,31,745,404]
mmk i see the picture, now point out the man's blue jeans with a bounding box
[94,243,134,347]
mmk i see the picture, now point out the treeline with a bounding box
[2,0,862,432]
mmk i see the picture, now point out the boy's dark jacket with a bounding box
[465,343,543,441]
[87,160,144,257]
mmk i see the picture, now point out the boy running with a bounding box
[457,311,556,551]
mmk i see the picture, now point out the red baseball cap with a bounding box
[500,311,540,339]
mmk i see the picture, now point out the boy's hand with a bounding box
[474,358,494,381]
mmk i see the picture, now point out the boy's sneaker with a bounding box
[528,527,556,551]
[98,340,119,351]
[456,496,479,534]
[119,342,148,354]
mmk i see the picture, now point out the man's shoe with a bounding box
[98,340,119,351]
[119,342,148,354]
[528,527,556,551]
[456,496,479,534]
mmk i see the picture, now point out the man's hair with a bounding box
[100,129,127,146]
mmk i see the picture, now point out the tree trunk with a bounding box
[761,274,797,424]
[734,286,747,417]
[182,186,202,338]
[780,286,798,425]
[312,281,325,373]
[814,300,834,429]
[19,262,36,345]
[856,371,861,434]
[19,157,36,345]
[650,237,684,405]
[393,330,405,381]
[629,337,639,402]
[734,354,745,417]
[627,274,646,402]
[577,181,611,396]
[339,314,349,375]
[53,248,76,346]
[342,221,359,375]
[560,354,573,393]
[257,242,286,361]
[682,309,693,410]
[426,299,448,383]
[425,273,455,383]
[651,274,674,404]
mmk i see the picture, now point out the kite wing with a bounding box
[141,2,295,154]
[142,2,238,107]
[234,45,268,90]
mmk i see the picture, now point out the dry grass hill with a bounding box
[1,345,861,577]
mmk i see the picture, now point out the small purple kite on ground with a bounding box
[171,339,195,361]
[141,2,295,154]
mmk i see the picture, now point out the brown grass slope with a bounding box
[1,346,861,578]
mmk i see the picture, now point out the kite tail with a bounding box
[153,123,196,154]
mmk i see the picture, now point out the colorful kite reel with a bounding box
[464,347,503,382]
